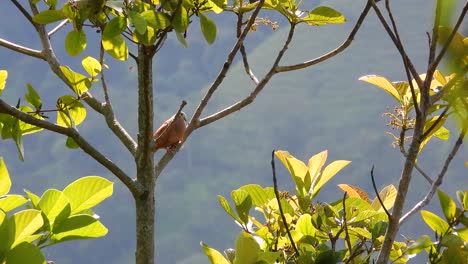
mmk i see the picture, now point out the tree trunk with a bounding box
[135,44,156,264]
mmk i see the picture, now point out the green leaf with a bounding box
[199,14,216,44]
[81,56,102,78]
[32,10,65,24]
[129,11,148,35]
[421,210,450,234]
[200,242,231,264]
[38,189,70,226]
[407,235,433,254]
[12,119,24,161]
[5,242,46,264]
[0,157,11,196]
[296,213,315,236]
[234,231,259,264]
[25,83,42,110]
[438,190,457,222]
[56,95,87,127]
[102,35,129,60]
[17,106,43,136]
[175,31,188,48]
[0,195,28,213]
[217,195,242,223]
[312,160,350,198]
[371,221,388,242]
[62,176,113,214]
[302,6,345,26]
[132,25,157,46]
[359,75,401,102]
[434,126,450,140]
[65,30,87,56]
[51,214,108,242]
[0,70,7,95]
[464,191,468,210]
[238,184,275,207]
[172,6,189,33]
[231,189,252,225]
[8,209,44,249]
[24,189,41,208]
[103,16,127,39]
[141,10,170,29]
[65,137,80,149]
[60,66,91,95]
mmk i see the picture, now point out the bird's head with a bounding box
[178,112,187,122]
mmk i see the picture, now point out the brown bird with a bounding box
[153,112,187,153]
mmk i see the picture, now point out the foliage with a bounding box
[202,151,468,264]
[0,157,112,264]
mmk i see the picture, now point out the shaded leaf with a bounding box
[25,84,42,109]
[407,235,433,254]
[141,10,170,29]
[32,10,65,24]
[199,14,216,44]
[129,11,148,35]
[5,242,46,264]
[172,6,189,33]
[231,189,252,225]
[65,30,87,56]
[103,16,127,39]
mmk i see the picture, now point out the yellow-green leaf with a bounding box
[63,176,113,214]
[313,160,351,196]
[308,150,328,181]
[371,185,397,212]
[359,75,401,101]
[199,14,216,44]
[8,209,44,249]
[56,95,87,127]
[51,214,108,242]
[32,10,65,24]
[421,210,450,234]
[103,16,127,39]
[302,6,345,26]
[0,70,7,95]
[0,157,11,196]
[102,35,129,61]
[200,242,231,264]
[140,10,170,29]
[65,30,87,56]
[60,66,91,95]
[234,231,260,264]
[81,56,102,78]
[172,6,189,33]
[0,195,28,213]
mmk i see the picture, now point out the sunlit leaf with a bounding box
[359,75,401,102]
[38,189,70,225]
[275,150,308,193]
[217,195,242,223]
[239,184,274,207]
[407,235,433,254]
[8,209,44,249]
[308,150,327,182]
[65,30,87,56]
[312,160,350,197]
[51,214,108,243]
[338,184,371,203]
[133,25,157,46]
[234,231,260,264]
[371,185,397,212]
[56,95,86,127]
[60,66,91,95]
[421,210,450,234]
[0,70,7,95]
[32,10,65,24]
[302,6,345,26]
[0,195,28,213]
[81,56,102,78]
[24,189,40,208]
[200,242,231,264]
[231,189,252,225]
[102,35,129,61]
[140,10,170,29]
[62,176,113,214]
[438,190,457,222]
[296,214,315,236]
[0,157,11,196]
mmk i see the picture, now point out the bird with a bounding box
[153,112,187,153]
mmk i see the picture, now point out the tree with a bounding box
[0,0,374,263]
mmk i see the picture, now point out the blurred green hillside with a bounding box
[0,0,466,263]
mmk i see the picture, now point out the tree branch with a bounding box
[237,13,259,85]
[0,38,45,60]
[48,19,69,38]
[198,23,296,128]
[0,99,139,195]
[399,127,466,225]
[275,0,372,73]
[10,0,34,26]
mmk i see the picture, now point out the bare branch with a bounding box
[0,38,45,60]
[275,0,372,73]
[0,99,140,195]
[198,23,296,128]
[187,0,265,129]
[427,0,442,66]
[99,45,138,156]
[48,19,69,38]
[400,127,466,225]
[237,13,259,85]
[371,166,391,220]
[271,150,299,257]
[10,0,34,26]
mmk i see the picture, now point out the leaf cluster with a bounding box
[0,158,113,264]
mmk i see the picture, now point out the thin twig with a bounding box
[342,192,355,264]
[0,99,140,195]
[400,127,466,225]
[10,0,34,26]
[99,44,138,156]
[427,0,442,66]
[371,166,391,220]
[48,20,69,38]
[421,105,449,140]
[271,150,300,257]
[198,23,296,128]
[275,0,372,73]
[237,13,259,85]
[0,38,45,60]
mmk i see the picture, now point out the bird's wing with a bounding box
[153,119,171,139]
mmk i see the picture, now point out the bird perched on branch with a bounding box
[153,112,187,153]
